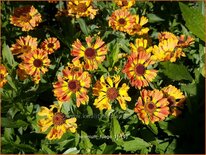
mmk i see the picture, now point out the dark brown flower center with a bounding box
[118,18,126,25]
[107,87,119,100]
[19,14,32,23]
[122,0,128,6]
[33,59,43,68]
[145,102,156,113]
[22,45,31,53]
[53,112,66,126]
[133,24,142,32]
[13,6,31,17]
[135,64,145,76]
[77,3,88,12]
[71,67,80,73]
[68,80,80,92]
[137,46,145,52]
[84,48,96,59]
[47,43,54,48]
[0,74,4,80]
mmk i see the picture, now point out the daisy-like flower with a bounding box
[71,36,107,71]
[113,0,136,9]
[40,37,60,54]
[127,15,149,36]
[38,103,77,140]
[0,64,8,88]
[19,49,50,84]
[108,8,135,33]
[93,75,131,111]
[67,59,84,76]
[162,85,186,117]
[130,38,153,54]
[53,65,91,107]
[10,35,38,57]
[10,5,42,31]
[67,0,98,19]
[158,31,178,42]
[134,89,170,125]
[123,51,158,89]
[177,35,195,48]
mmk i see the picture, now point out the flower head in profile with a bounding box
[93,75,131,111]
[40,37,60,54]
[10,35,38,57]
[113,0,136,9]
[53,64,91,107]
[177,35,195,48]
[162,85,186,117]
[108,8,135,33]
[123,51,158,89]
[128,15,149,36]
[10,5,42,31]
[134,89,170,125]
[16,66,28,81]
[0,64,8,88]
[158,31,178,42]
[38,103,77,140]
[71,36,107,71]
[19,49,50,84]
[130,38,153,54]
[67,0,98,19]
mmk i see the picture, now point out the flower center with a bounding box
[135,64,145,76]
[107,87,119,100]
[137,46,145,53]
[118,18,126,25]
[68,80,80,92]
[33,59,43,68]
[71,67,80,73]
[122,0,128,6]
[22,45,31,53]
[0,74,4,81]
[145,102,156,113]
[133,24,142,32]
[77,3,88,12]
[53,112,66,126]
[19,14,32,23]
[47,43,54,48]
[84,48,96,59]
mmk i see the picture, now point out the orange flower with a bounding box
[123,51,158,89]
[41,37,60,54]
[19,49,50,84]
[177,35,195,48]
[16,66,28,81]
[0,64,8,88]
[134,89,170,125]
[53,64,91,107]
[10,5,42,31]
[130,38,153,54]
[113,0,136,9]
[71,36,107,70]
[10,35,38,57]
[108,8,135,33]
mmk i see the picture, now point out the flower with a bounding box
[0,64,8,88]
[10,35,38,57]
[158,31,178,42]
[93,75,131,110]
[162,85,186,117]
[113,0,136,9]
[19,49,50,84]
[38,103,77,140]
[177,35,195,48]
[71,36,107,71]
[127,15,149,36]
[130,38,153,54]
[134,89,170,125]
[10,5,42,31]
[16,66,28,81]
[67,59,84,76]
[108,8,135,33]
[67,0,98,19]
[53,65,91,107]
[40,37,60,54]
[123,51,158,89]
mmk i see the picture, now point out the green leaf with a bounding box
[179,2,205,41]
[86,105,93,116]
[155,141,170,154]
[148,123,158,135]
[165,139,177,153]
[102,144,117,154]
[123,137,150,152]
[96,143,107,154]
[13,142,36,153]
[147,13,165,23]
[77,18,90,35]
[158,121,174,136]
[110,115,122,143]
[160,62,193,82]
[63,147,80,154]
[79,131,93,153]
[1,118,28,128]
[6,75,17,91]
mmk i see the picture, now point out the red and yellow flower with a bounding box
[130,38,153,54]
[10,35,38,57]
[113,0,136,9]
[19,49,51,84]
[40,37,60,54]
[67,0,98,19]
[123,51,158,89]
[162,85,186,117]
[38,103,77,140]
[134,89,170,125]
[53,65,91,107]
[10,5,42,31]
[108,8,135,33]
[0,64,8,88]
[71,36,107,71]
[93,75,131,111]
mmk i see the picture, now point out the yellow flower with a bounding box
[19,49,51,84]
[67,0,98,19]
[0,64,8,88]
[130,38,153,54]
[93,75,131,111]
[158,31,178,42]
[162,85,186,117]
[113,0,136,9]
[38,103,77,140]
[10,5,42,31]
[40,37,60,54]
[10,35,38,57]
